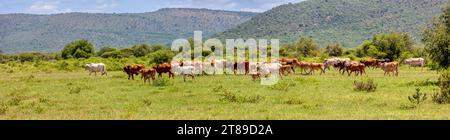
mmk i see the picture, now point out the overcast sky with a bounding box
[0,0,305,14]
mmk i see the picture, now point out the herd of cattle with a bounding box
[84,57,426,83]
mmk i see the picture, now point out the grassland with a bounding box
[0,66,448,120]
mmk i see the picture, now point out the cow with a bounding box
[376,58,393,68]
[140,68,156,84]
[345,63,366,76]
[323,58,349,70]
[360,59,378,69]
[404,58,425,68]
[294,61,311,74]
[379,62,399,76]
[260,62,283,79]
[85,63,107,76]
[307,63,325,75]
[123,64,145,80]
[173,65,195,82]
[153,63,174,78]
[280,64,294,75]
[279,58,298,74]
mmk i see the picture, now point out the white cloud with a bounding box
[26,0,72,14]
[240,8,265,13]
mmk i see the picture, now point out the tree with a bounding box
[285,37,320,57]
[149,49,175,64]
[0,49,3,54]
[324,44,343,57]
[422,5,450,70]
[131,44,152,57]
[61,39,95,59]
[97,46,117,56]
[356,32,413,60]
[372,32,413,60]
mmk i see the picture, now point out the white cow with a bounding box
[173,65,195,82]
[404,58,425,68]
[259,62,282,79]
[84,63,107,76]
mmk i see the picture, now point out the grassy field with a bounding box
[0,66,448,120]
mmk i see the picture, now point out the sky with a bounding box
[0,0,305,14]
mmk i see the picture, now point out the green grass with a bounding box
[0,66,448,120]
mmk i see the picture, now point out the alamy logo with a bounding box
[171,31,280,85]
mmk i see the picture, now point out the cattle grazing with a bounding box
[173,65,195,82]
[345,63,366,76]
[360,59,378,69]
[140,68,156,83]
[260,62,283,79]
[323,58,349,70]
[404,58,425,68]
[294,61,310,74]
[123,64,145,80]
[379,62,399,76]
[307,63,325,75]
[85,63,107,76]
[279,58,298,74]
[280,64,294,75]
[153,63,174,78]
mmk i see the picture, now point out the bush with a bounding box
[153,78,172,87]
[408,88,428,105]
[149,49,175,64]
[97,46,117,56]
[61,39,95,59]
[324,43,343,56]
[353,79,377,92]
[432,69,450,104]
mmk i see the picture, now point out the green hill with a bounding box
[213,0,447,47]
[0,8,257,53]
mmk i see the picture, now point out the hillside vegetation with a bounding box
[0,8,257,53]
[214,0,446,47]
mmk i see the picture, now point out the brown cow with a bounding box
[153,63,174,78]
[140,68,156,83]
[345,63,366,76]
[123,64,145,80]
[294,61,310,74]
[280,58,298,74]
[280,64,294,75]
[379,62,399,76]
[307,63,325,75]
[360,59,378,69]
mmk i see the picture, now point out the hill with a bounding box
[0,8,257,53]
[213,0,446,47]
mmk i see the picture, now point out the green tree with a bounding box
[61,39,95,59]
[356,32,413,60]
[422,5,450,70]
[149,49,175,64]
[97,46,117,56]
[324,43,343,57]
[131,44,152,57]
[286,37,320,57]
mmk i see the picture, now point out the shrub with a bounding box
[0,102,8,115]
[353,79,377,92]
[142,98,152,106]
[218,90,264,103]
[270,80,296,92]
[152,78,172,87]
[69,86,82,94]
[149,49,175,64]
[61,39,95,59]
[408,88,428,105]
[432,69,450,104]
[285,98,305,105]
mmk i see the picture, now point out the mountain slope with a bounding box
[214,0,446,47]
[0,8,257,53]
